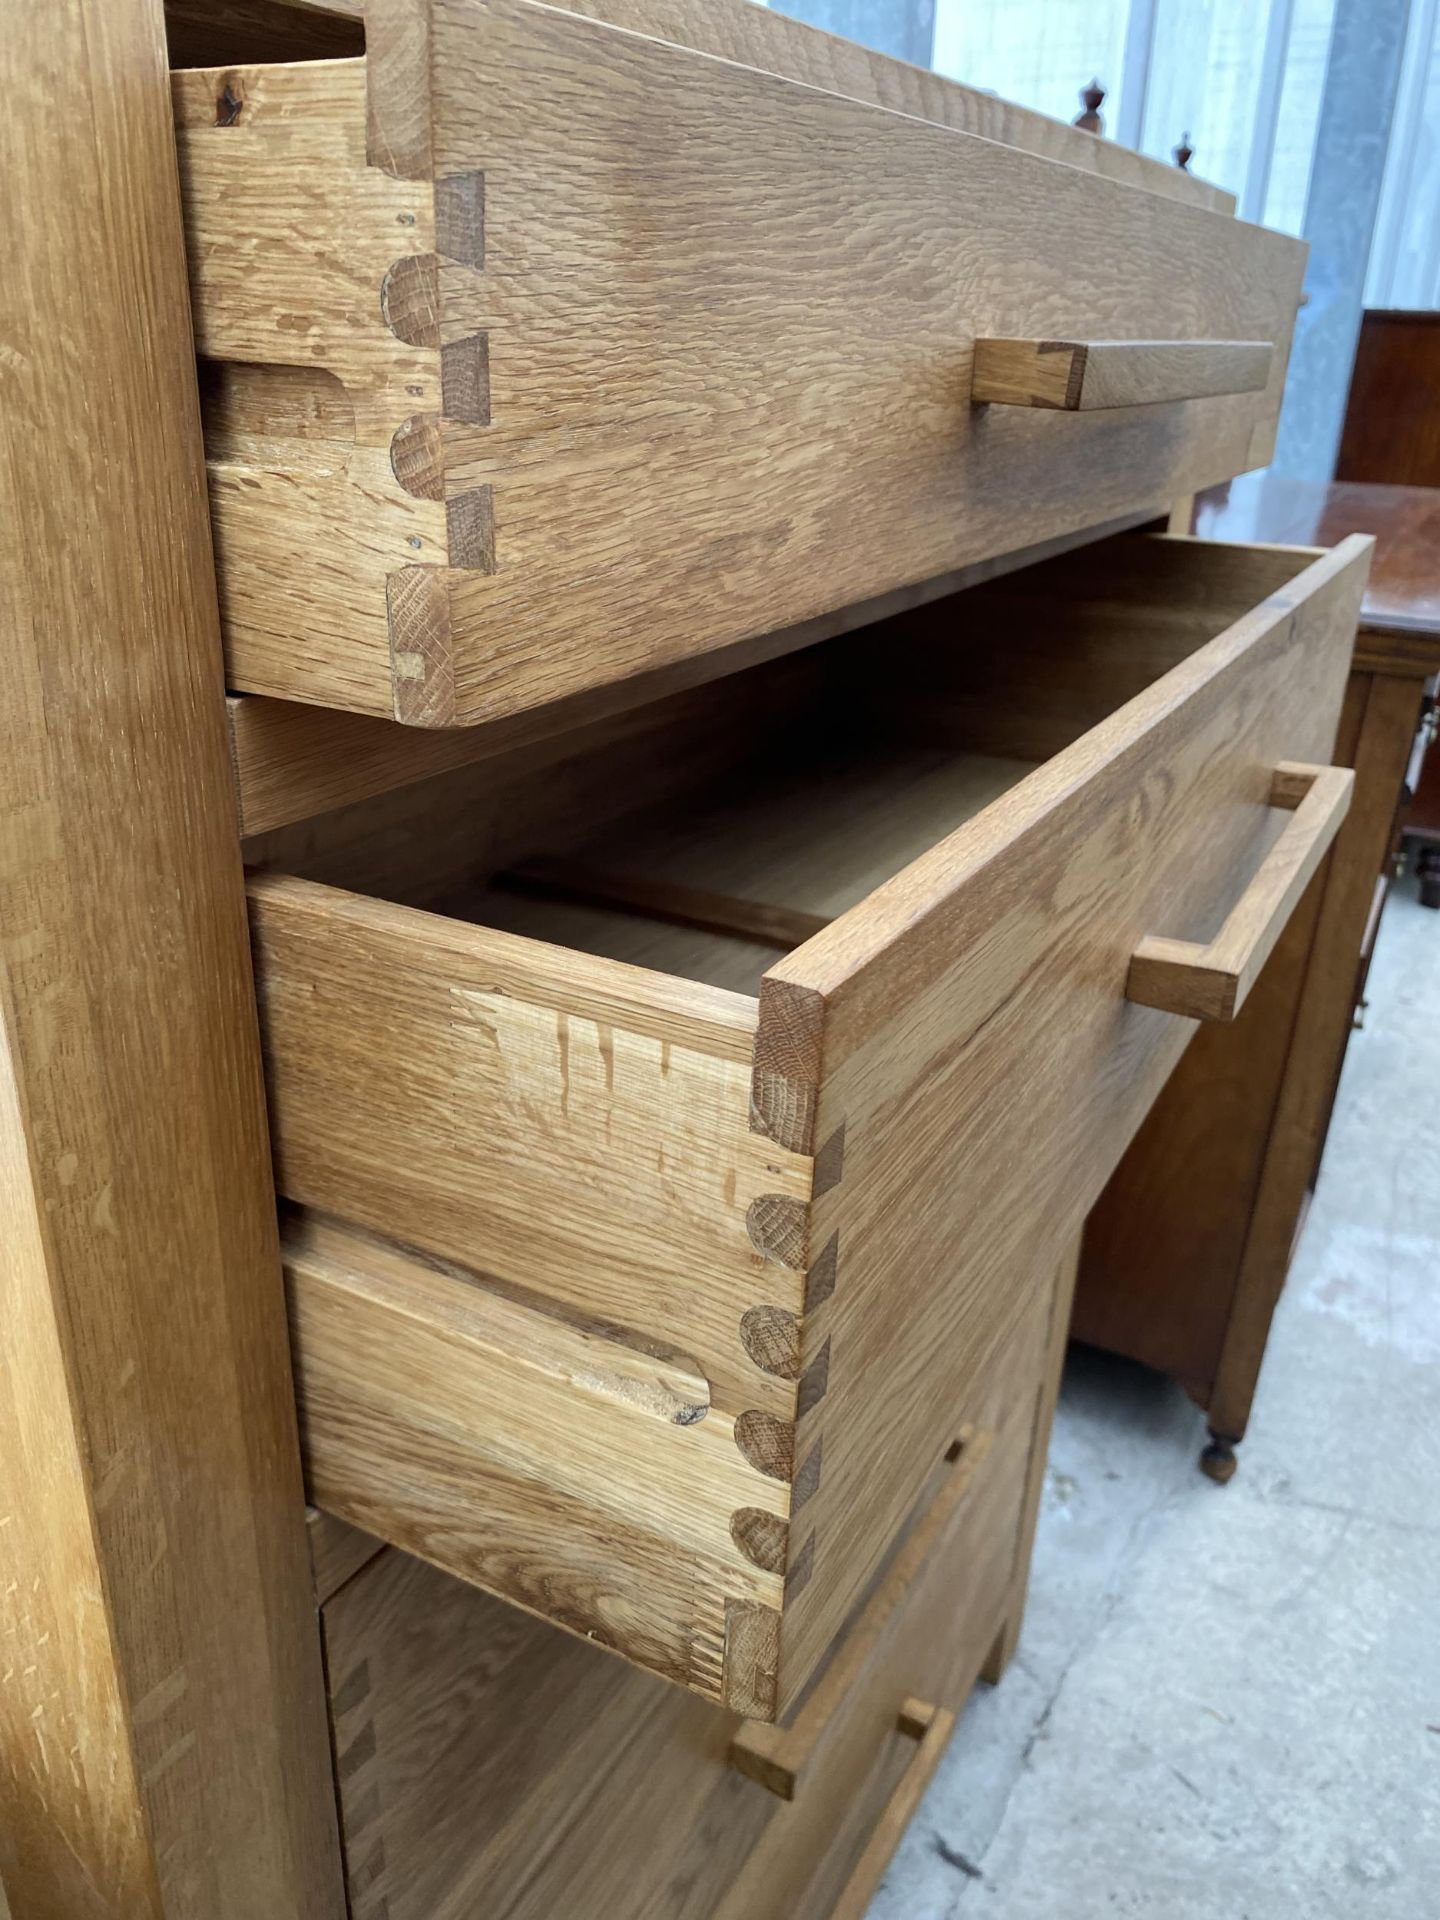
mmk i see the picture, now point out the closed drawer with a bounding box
[321,1310,1038,1920]
[173,4,1302,727]
[255,531,1369,1718]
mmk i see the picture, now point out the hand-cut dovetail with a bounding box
[734,1408,795,1482]
[746,1194,808,1270]
[740,1304,801,1379]
[441,334,490,427]
[330,1658,372,1719]
[811,1122,846,1198]
[337,1718,377,1783]
[796,1337,831,1419]
[435,172,485,269]
[730,1506,788,1573]
[783,1533,815,1600]
[790,1437,823,1514]
[722,1599,781,1718]
[804,1233,839,1312]
[386,568,455,727]
[447,486,496,572]
[380,253,440,350]
[390,415,445,500]
[750,978,824,1153]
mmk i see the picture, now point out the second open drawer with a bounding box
[252,531,1369,1722]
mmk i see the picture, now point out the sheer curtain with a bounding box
[761,0,1432,476]
[1367,0,1440,307]
[930,0,1337,235]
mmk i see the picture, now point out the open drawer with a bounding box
[253,531,1370,1719]
[172,0,1303,725]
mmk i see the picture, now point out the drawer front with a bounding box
[174,2,1302,726]
[254,534,1369,1720]
[750,535,1370,1705]
[320,1311,1037,1920]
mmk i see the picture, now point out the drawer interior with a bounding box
[261,532,1323,995]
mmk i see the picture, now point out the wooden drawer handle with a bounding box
[971,337,1273,411]
[1126,762,1354,1023]
[827,1699,957,1920]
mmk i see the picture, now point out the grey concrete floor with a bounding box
[871,870,1440,1919]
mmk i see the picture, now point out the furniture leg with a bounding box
[1199,1430,1242,1484]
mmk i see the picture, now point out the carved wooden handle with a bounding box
[1126,762,1354,1023]
[972,337,1273,410]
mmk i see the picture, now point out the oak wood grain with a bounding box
[226,509,1155,834]
[254,531,1366,1716]
[315,1283,1041,1917]
[172,4,1300,724]
[823,1705,956,1920]
[285,1208,784,1697]
[0,1,343,1911]
[750,536,1369,1701]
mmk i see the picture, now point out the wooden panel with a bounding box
[174,5,1301,724]
[227,510,1154,835]
[841,534,1321,764]
[242,648,823,904]
[285,1210,787,1698]
[0,1,343,1912]
[516,0,1233,214]
[317,1288,1042,1919]
[749,537,1370,1702]
[824,1705,956,1920]
[322,1549,774,1920]
[973,338,1272,411]
[1336,310,1440,487]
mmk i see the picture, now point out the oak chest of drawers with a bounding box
[1,0,1373,1914]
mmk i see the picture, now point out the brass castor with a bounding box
[1199,1431,1239,1484]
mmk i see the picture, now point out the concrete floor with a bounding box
[871,871,1440,1919]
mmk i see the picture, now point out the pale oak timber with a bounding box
[972,338,1273,411]
[1126,763,1355,1022]
[283,1210,779,1697]
[727,1433,997,1801]
[747,536,1369,1702]
[252,533,1368,1716]
[226,509,1157,835]
[0,0,343,1912]
[314,1285,1041,1919]
[169,0,1230,209]
[173,6,1301,724]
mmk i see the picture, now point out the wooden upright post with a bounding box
[0,2,344,1913]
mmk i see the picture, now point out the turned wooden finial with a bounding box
[1074,79,1105,134]
[1174,130,1195,171]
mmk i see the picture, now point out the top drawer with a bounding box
[172,0,1305,726]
